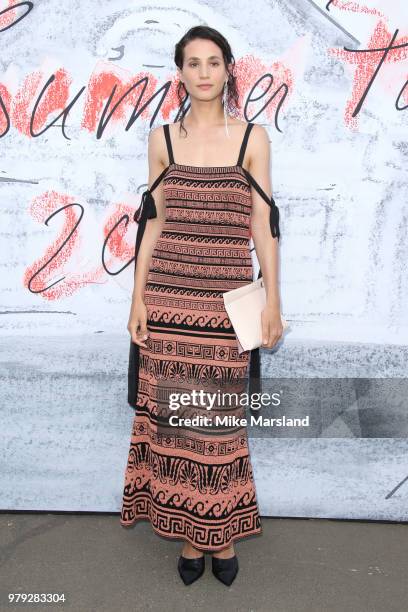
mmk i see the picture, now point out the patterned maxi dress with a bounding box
[120,122,281,551]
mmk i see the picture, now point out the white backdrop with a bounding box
[1,0,407,520]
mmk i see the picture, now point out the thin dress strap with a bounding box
[236,122,281,242]
[237,123,254,167]
[163,123,175,165]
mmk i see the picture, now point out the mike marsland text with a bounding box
[168,415,310,427]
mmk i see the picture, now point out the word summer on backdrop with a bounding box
[166,390,310,428]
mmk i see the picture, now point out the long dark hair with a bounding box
[174,26,240,137]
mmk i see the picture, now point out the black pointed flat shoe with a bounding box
[212,554,239,586]
[177,554,205,585]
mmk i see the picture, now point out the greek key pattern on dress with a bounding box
[120,436,262,549]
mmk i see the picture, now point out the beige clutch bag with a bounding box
[223,277,289,354]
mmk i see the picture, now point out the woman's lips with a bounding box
[197,84,213,89]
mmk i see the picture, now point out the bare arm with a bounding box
[248,125,283,347]
[132,126,167,302]
[128,126,167,347]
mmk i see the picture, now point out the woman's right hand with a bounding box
[128,297,149,348]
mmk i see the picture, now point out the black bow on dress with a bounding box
[134,189,158,223]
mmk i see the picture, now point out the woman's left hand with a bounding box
[261,306,284,348]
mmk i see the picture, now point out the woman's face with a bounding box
[178,38,230,101]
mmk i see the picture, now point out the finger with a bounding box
[270,329,283,347]
[261,318,270,346]
[133,329,148,347]
[138,323,149,340]
[135,331,149,346]
[129,324,148,347]
[265,326,282,348]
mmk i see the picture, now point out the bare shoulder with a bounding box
[147,124,167,167]
[231,118,248,127]
[247,123,270,170]
[250,123,269,147]
[230,119,269,160]
[147,124,165,146]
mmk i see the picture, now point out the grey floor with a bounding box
[1,513,407,612]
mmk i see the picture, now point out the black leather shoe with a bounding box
[177,554,205,585]
[212,554,239,586]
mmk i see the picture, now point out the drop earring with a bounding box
[222,79,230,138]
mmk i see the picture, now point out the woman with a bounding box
[120,25,283,586]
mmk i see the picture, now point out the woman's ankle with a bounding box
[211,544,235,559]
[181,541,204,558]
